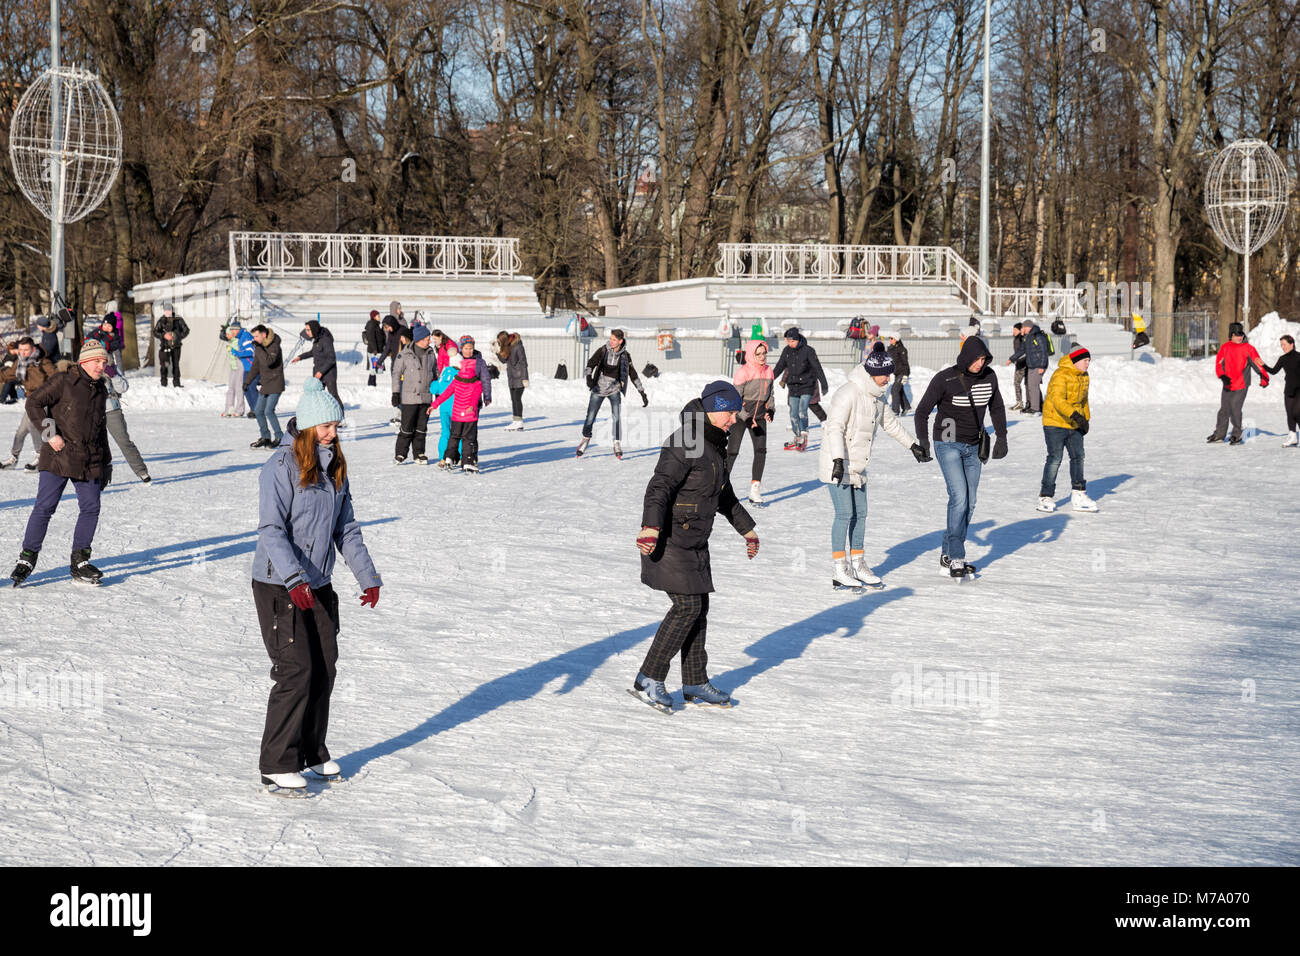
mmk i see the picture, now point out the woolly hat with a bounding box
[784,327,801,341]
[700,380,742,413]
[100,312,117,327]
[78,340,109,364]
[458,335,475,349]
[411,324,432,344]
[1069,346,1091,365]
[863,341,895,377]
[295,377,343,429]
[868,324,880,337]
[227,317,242,330]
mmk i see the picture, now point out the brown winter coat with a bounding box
[25,363,112,484]
[1,350,59,390]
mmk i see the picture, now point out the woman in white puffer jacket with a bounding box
[819,342,924,589]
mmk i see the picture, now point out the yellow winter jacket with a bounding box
[1043,355,1090,429]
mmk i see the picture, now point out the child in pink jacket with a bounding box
[431,356,485,471]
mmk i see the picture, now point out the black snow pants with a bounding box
[253,580,340,774]
[396,403,430,459]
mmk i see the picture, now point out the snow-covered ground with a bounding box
[1,340,1297,866]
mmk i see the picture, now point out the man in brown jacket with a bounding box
[1,337,60,470]
[9,339,113,586]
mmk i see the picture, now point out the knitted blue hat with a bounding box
[410,323,431,344]
[701,380,742,413]
[863,340,895,376]
[296,377,343,429]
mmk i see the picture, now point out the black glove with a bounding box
[992,435,1008,460]
[640,391,649,408]
[911,443,932,463]
[831,458,845,483]
[1219,374,1232,389]
[391,392,401,408]
[1069,412,1089,435]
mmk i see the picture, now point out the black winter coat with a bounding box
[640,399,756,594]
[887,341,911,377]
[382,319,408,366]
[245,333,285,394]
[772,334,829,396]
[26,364,111,484]
[914,336,1008,450]
[364,317,386,354]
[154,315,190,352]
[301,321,337,377]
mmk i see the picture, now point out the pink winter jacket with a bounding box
[733,340,775,422]
[431,357,484,422]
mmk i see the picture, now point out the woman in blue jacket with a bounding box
[252,378,382,793]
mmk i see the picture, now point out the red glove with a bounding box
[745,530,760,559]
[288,582,315,611]
[360,587,380,608]
[1259,368,1270,388]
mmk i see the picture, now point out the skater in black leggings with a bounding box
[1265,334,1300,447]
[728,340,775,503]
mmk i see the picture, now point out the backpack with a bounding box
[555,362,568,380]
[489,365,500,379]
[735,348,746,366]
[846,316,867,339]
[1050,318,1066,336]
[642,363,660,378]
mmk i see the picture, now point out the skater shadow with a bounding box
[968,514,1068,570]
[873,527,951,578]
[760,479,822,505]
[340,623,657,775]
[148,461,264,487]
[715,588,913,692]
[1084,473,1134,501]
[490,441,581,470]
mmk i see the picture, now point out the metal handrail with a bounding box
[228,232,523,280]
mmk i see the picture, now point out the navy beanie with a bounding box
[701,380,743,413]
[863,340,895,376]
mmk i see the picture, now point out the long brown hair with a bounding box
[294,425,347,490]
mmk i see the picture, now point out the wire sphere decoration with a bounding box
[1204,139,1291,255]
[9,66,123,224]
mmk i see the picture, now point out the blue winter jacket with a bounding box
[233,329,255,372]
[252,422,382,592]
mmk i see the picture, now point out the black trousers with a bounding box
[253,580,340,774]
[1285,392,1300,432]
[809,402,827,422]
[448,420,479,464]
[726,417,768,482]
[396,403,430,458]
[640,593,710,685]
[510,385,524,419]
[890,379,911,415]
[159,348,181,385]
[366,352,380,387]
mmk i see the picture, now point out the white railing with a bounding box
[715,242,1087,318]
[229,232,523,280]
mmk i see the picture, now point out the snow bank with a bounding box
[1248,312,1300,365]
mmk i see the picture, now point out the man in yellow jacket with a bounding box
[1037,346,1098,513]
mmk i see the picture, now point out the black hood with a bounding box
[304,320,321,339]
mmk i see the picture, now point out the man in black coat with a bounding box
[153,303,190,387]
[631,382,760,712]
[292,320,342,422]
[246,326,286,448]
[10,340,114,586]
[1004,322,1028,410]
[772,327,828,451]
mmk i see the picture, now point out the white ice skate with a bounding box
[1283,432,1298,447]
[849,555,883,589]
[505,420,524,431]
[261,771,307,793]
[749,481,764,505]
[832,558,863,590]
[305,760,342,781]
[0,454,15,469]
[1036,496,1057,513]
[1071,490,1099,513]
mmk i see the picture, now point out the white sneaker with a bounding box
[1036,496,1057,513]
[261,771,306,790]
[307,760,341,778]
[1283,433,1298,447]
[749,480,764,504]
[849,555,882,587]
[1071,490,1099,512]
[832,558,861,588]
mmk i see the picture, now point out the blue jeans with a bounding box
[244,373,260,413]
[254,392,282,442]
[23,470,102,553]
[1040,426,1085,496]
[582,391,622,439]
[789,392,812,435]
[935,441,982,560]
[828,483,867,555]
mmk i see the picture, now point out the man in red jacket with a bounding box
[1207,322,1269,445]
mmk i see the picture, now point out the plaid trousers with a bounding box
[640,592,710,685]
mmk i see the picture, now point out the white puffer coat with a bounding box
[818,365,914,487]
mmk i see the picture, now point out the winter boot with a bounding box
[849,554,883,589]
[629,672,673,714]
[833,557,863,590]
[260,771,307,792]
[10,549,37,587]
[749,480,764,504]
[1036,495,1057,513]
[682,680,732,708]
[576,436,590,457]
[70,548,103,585]
[1071,490,1099,512]
[613,440,623,460]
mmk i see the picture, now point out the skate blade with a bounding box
[684,697,733,709]
[71,577,102,586]
[259,779,311,798]
[832,580,865,592]
[626,687,673,715]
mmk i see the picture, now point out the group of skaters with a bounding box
[1206,322,1300,447]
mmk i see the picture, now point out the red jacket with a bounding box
[1215,341,1266,391]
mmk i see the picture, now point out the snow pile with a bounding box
[1247,312,1300,365]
